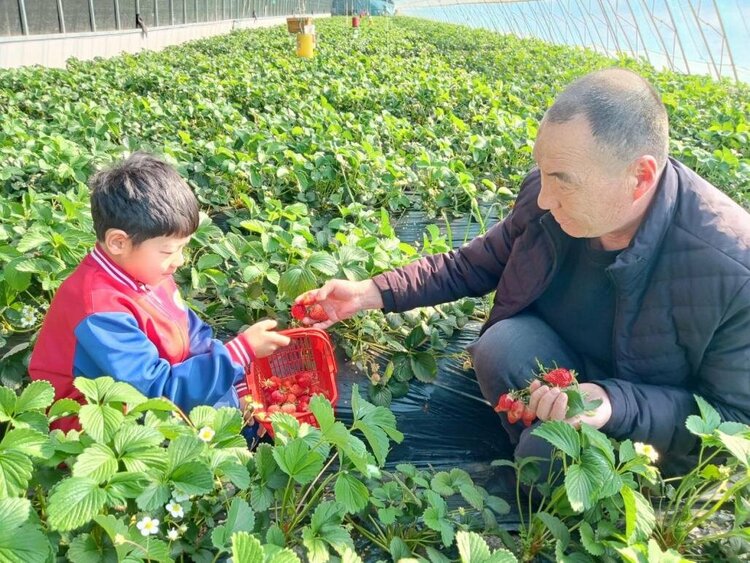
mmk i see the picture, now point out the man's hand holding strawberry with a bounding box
[494,366,611,430]
[293,279,383,329]
[528,380,612,429]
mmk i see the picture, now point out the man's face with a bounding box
[533,115,637,239]
[118,234,191,286]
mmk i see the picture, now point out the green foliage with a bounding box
[2,17,747,399]
[0,15,747,562]
[0,376,507,561]
[497,394,750,561]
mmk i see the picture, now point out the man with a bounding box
[298,68,750,469]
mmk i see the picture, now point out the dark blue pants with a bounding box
[467,313,598,469]
[241,422,262,449]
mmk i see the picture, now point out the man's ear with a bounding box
[632,155,659,201]
[103,229,131,255]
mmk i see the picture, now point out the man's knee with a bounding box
[469,313,580,405]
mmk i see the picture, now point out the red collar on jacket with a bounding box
[90,244,145,293]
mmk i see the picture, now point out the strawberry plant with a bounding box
[492,395,750,561]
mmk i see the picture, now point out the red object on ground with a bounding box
[352,16,360,28]
[246,327,338,436]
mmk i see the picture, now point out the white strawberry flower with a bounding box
[18,305,38,328]
[165,501,184,518]
[167,528,180,541]
[198,426,215,442]
[178,524,188,534]
[136,516,160,536]
[634,442,659,463]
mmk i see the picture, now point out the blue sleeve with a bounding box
[73,312,244,412]
[186,308,215,355]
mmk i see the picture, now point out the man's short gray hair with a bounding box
[544,68,669,168]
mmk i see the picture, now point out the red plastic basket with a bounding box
[246,327,338,435]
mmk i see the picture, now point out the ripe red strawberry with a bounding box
[543,368,575,388]
[307,304,329,322]
[296,373,312,387]
[280,403,297,414]
[269,390,286,404]
[521,406,537,427]
[290,384,304,396]
[494,393,515,413]
[267,404,281,414]
[506,400,525,424]
[291,303,307,320]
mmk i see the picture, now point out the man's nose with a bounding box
[537,182,558,211]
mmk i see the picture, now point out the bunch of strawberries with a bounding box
[494,367,576,427]
[259,372,318,416]
[291,297,329,322]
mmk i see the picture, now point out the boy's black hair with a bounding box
[90,152,199,245]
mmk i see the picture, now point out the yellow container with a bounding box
[296,33,314,58]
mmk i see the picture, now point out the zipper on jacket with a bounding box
[606,270,620,379]
[540,215,560,289]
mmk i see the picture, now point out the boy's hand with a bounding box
[295,279,383,329]
[242,319,291,358]
[239,395,267,433]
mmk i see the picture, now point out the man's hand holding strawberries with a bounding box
[528,379,612,429]
[494,365,611,430]
[293,279,384,329]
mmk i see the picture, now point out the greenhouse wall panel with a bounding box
[0,0,23,36]
[0,14,330,69]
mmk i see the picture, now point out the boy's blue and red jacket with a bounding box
[29,246,254,430]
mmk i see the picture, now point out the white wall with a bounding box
[0,15,328,69]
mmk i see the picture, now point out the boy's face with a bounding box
[114,234,191,286]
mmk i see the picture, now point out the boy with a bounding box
[29,152,289,442]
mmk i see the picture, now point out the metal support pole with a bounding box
[56,0,66,33]
[712,0,739,81]
[193,0,197,22]
[154,0,159,26]
[537,3,557,44]
[596,0,622,54]
[606,0,636,58]
[640,0,676,71]
[17,0,28,35]
[566,0,589,48]
[183,0,187,23]
[662,0,689,74]
[114,0,121,29]
[576,0,609,55]
[625,0,651,65]
[88,0,97,31]
[519,8,537,38]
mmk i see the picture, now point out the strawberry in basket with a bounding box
[247,328,338,436]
